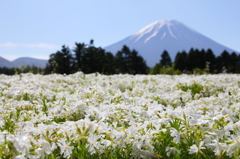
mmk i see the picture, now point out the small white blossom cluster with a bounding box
[0,72,240,158]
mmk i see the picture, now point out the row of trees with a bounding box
[44,40,148,75]
[1,40,240,75]
[158,48,240,74]
[46,42,240,75]
[0,66,44,75]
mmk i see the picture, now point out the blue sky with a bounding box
[1,1,240,61]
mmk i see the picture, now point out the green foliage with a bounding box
[160,66,174,74]
[179,83,204,97]
[149,63,163,74]
[152,128,174,157]
[150,63,181,75]
[193,68,206,75]
[160,66,181,75]
[0,139,18,159]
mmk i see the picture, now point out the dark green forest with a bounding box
[151,48,240,74]
[44,41,148,75]
[1,40,240,75]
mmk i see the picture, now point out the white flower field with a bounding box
[1,72,240,159]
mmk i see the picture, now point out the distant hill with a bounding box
[104,20,239,67]
[0,56,16,68]
[12,57,48,68]
[0,57,48,68]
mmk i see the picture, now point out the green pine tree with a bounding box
[160,50,172,67]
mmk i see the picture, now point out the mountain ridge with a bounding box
[0,57,48,68]
[12,57,48,68]
[0,56,17,68]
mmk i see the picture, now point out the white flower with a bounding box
[189,144,198,154]
[57,138,74,159]
[166,147,180,156]
[189,141,205,154]
[131,140,155,159]
[170,128,180,143]
[14,155,26,159]
[189,117,208,126]
[227,135,240,157]
[1,72,240,158]
[208,137,224,157]
[7,132,32,158]
[221,108,236,122]
[87,134,101,154]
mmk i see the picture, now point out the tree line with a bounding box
[0,65,44,75]
[44,40,148,75]
[1,40,240,75]
[155,48,240,74]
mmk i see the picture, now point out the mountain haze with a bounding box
[12,57,48,68]
[0,57,47,68]
[0,56,16,68]
[104,20,238,67]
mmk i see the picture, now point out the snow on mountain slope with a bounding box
[104,20,238,67]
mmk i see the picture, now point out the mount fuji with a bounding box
[104,20,238,67]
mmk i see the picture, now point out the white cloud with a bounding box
[0,42,60,50]
[0,42,20,47]
[25,43,59,49]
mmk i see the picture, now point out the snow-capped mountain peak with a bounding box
[131,20,192,43]
[104,19,238,67]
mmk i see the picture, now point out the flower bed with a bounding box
[0,72,240,158]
